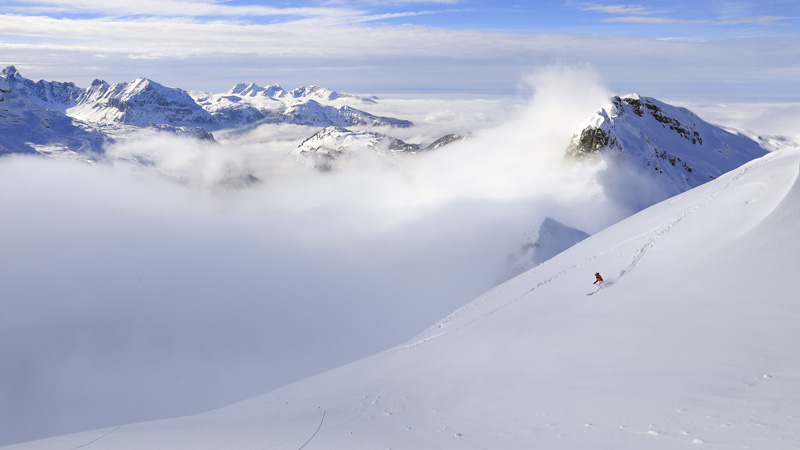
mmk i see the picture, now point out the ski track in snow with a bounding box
[296,408,325,450]
[394,151,781,352]
[68,426,121,450]
[261,398,375,450]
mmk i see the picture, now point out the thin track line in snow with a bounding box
[68,426,121,450]
[265,404,366,450]
[297,408,326,450]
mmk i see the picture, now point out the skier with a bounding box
[593,272,606,289]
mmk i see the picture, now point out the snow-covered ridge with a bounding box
[67,77,214,127]
[0,65,84,112]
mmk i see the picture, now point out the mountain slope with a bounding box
[10,147,800,450]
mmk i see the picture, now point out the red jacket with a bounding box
[594,273,603,283]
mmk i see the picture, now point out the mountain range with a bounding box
[1,66,769,191]
[0,66,412,155]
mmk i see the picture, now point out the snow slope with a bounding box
[9,147,799,449]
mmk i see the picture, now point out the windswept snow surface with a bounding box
[9,148,800,449]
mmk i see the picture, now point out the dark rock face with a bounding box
[422,134,468,151]
[294,127,468,171]
[147,123,217,142]
[566,125,613,158]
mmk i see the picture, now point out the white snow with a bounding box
[8,147,800,449]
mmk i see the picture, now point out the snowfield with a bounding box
[8,147,799,449]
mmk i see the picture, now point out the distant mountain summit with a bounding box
[567,93,767,210]
[0,66,105,156]
[67,77,214,126]
[293,126,467,171]
[292,126,419,171]
[1,65,84,112]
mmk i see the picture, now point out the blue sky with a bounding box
[2,0,800,99]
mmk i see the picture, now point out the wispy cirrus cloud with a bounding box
[579,2,794,28]
[1,0,459,32]
[2,0,364,19]
[579,3,667,16]
[602,14,791,26]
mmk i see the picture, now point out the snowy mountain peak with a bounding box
[288,84,376,104]
[1,66,86,113]
[293,125,419,170]
[293,126,467,171]
[0,67,106,155]
[65,75,215,127]
[264,83,284,97]
[227,82,264,97]
[0,70,11,93]
[566,93,769,210]
[621,92,640,102]
[2,64,18,80]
